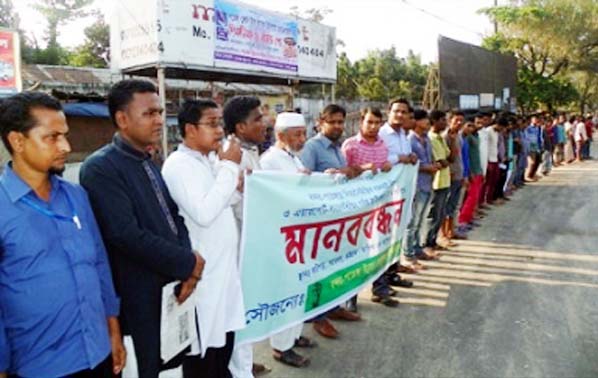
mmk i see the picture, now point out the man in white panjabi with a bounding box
[222,96,271,378]
[162,99,245,378]
[260,112,317,367]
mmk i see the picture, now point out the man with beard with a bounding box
[80,80,205,378]
[260,112,316,368]
[301,104,362,339]
[0,92,125,378]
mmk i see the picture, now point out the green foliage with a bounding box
[335,48,428,101]
[481,0,598,112]
[69,14,109,68]
[516,67,577,113]
[33,0,93,48]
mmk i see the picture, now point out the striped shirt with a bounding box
[341,133,389,169]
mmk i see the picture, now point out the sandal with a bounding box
[294,336,318,348]
[273,349,310,368]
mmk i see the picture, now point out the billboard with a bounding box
[0,29,22,97]
[111,0,336,83]
[438,36,516,110]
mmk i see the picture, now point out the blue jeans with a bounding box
[445,180,463,219]
[402,190,431,258]
[425,188,449,248]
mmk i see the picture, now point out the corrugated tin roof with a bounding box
[23,64,290,95]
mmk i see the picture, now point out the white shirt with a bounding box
[487,127,499,163]
[478,127,489,175]
[260,146,306,172]
[379,123,411,165]
[574,121,588,142]
[232,142,261,227]
[162,143,245,356]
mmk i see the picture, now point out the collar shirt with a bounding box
[79,134,196,377]
[575,121,588,142]
[466,133,483,176]
[0,164,119,378]
[443,131,464,181]
[408,131,433,192]
[300,133,347,172]
[378,123,412,165]
[487,127,500,163]
[526,125,541,152]
[461,134,471,179]
[428,130,451,190]
[162,144,245,357]
[261,146,306,172]
[341,133,389,169]
[231,141,261,227]
[478,128,490,176]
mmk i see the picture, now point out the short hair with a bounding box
[0,92,62,154]
[450,110,465,118]
[222,96,261,135]
[413,109,428,121]
[108,79,158,128]
[177,99,219,138]
[497,117,509,127]
[360,107,383,120]
[429,110,446,123]
[320,104,346,120]
[387,98,411,112]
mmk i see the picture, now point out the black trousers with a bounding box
[183,332,235,378]
[10,356,114,378]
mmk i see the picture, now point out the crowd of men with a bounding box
[0,79,596,378]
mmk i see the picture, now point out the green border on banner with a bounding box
[304,240,402,312]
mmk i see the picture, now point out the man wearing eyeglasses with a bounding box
[162,99,245,378]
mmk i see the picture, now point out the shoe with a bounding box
[372,294,400,307]
[327,307,361,321]
[387,274,414,288]
[313,319,339,338]
[272,349,310,368]
[252,363,272,376]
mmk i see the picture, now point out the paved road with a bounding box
[252,158,598,378]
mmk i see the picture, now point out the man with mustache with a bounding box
[0,92,124,378]
[301,104,362,339]
[80,80,205,378]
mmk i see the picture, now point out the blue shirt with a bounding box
[301,133,347,172]
[408,132,433,192]
[0,164,119,378]
[461,135,471,178]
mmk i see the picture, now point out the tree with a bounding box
[33,0,94,49]
[69,13,109,68]
[0,0,20,29]
[481,0,598,112]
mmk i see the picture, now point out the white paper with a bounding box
[122,336,138,378]
[160,282,198,363]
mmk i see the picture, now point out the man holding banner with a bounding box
[260,112,316,368]
[301,104,362,339]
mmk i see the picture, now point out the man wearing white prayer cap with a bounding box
[259,112,316,367]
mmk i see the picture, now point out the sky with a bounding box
[13,0,499,63]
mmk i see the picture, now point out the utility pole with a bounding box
[494,0,498,34]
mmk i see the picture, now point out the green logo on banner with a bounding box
[304,241,402,311]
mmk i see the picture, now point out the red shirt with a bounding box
[585,121,593,138]
[341,133,389,169]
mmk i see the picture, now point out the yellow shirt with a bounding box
[428,131,451,190]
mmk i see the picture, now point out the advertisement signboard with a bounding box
[0,29,22,97]
[111,0,336,82]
